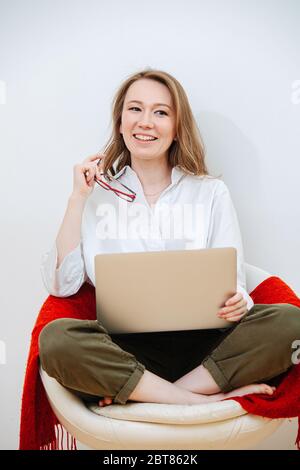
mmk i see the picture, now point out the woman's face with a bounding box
[120,78,177,164]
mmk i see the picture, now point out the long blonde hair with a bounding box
[100,68,219,179]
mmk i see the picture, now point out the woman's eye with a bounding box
[128,107,167,116]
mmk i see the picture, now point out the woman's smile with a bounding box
[133,134,159,144]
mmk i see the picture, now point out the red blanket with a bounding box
[19,276,300,450]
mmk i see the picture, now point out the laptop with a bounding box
[94,247,237,334]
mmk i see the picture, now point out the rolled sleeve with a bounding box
[237,284,254,311]
[40,241,87,297]
[207,181,254,311]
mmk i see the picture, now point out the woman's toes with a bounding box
[99,397,113,407]
[261,384,274,395]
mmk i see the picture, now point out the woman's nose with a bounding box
[138,112,154,127]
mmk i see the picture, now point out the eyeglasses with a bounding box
[93,164,136,202]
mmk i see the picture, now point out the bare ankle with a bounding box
[127,369,213,405]
[174,365,221,395]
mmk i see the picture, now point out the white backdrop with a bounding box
[0,0,299,450]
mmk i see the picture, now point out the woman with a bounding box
[39,68,300,408]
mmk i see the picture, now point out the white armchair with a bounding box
[40,263,285,450]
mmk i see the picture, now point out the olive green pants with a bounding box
[38,303,300,405]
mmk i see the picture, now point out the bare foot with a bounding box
[99,396,113,407]
[198,383,276,404]
[187,383,276,405]
[224,383,276,399]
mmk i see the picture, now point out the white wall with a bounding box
[0,0,299,450]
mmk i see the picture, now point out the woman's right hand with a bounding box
[71,153,106,199]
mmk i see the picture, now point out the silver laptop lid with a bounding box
[94,247,237,334]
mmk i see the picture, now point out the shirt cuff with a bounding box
[236,284,254,311]
[40,242,86,296]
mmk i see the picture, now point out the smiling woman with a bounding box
[38,67,300,420]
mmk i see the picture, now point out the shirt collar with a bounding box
[113,164,185,185]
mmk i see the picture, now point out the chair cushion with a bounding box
[87,399,247,424]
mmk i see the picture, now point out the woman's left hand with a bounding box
[217,292,248,322]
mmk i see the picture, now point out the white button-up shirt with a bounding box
[41,164,254,310]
